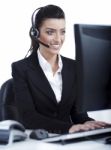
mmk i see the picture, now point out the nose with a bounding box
[54,33,61,43]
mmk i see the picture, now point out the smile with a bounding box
[50,44,61,49]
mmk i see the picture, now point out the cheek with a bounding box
[62,36,65,43]
[39,35,50,43]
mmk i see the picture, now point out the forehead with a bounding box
[40,18,65,29]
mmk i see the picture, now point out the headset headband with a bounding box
[31,7,42,27]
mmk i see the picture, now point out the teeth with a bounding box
[51,45,60,49]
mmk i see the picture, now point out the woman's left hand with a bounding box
[84,120,111,130]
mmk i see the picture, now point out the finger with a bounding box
[69,124,87,133]
[85,121,107,129]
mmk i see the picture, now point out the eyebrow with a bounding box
[46,28,65,30]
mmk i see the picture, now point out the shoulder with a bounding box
[12,51,38,69]
[61,55,76,67]
[11,57,31,79]
[12,57,28,69]
[61,55,75,63]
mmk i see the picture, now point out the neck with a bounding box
[39,50,59,74]
[39,50,58,65]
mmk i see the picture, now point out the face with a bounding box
[38,18,65,56]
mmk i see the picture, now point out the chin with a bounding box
[49,48,60,54]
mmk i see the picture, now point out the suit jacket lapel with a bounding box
[60,57,75,105]
[27,52,57,104]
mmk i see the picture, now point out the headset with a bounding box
[26,7,50,58]
[29,7,49,48]
[29,7,42,40]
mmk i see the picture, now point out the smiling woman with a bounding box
[11,4,110,134]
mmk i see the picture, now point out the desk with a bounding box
[0,138,110,150]
[0,109,111,150]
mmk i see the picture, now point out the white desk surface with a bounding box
[0,109,111,150]
[0,138,111,150]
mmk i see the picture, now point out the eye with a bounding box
[46,30,54,35]
[61,30,66,35]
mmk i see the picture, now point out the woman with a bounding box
[12,4,109,134]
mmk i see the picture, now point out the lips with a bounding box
[50,44,61,49]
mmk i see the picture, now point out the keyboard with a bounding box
[43,125,111,143]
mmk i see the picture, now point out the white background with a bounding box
[0,0,111,86]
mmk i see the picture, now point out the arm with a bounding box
[70,100,93,124]
[69,84,110,133]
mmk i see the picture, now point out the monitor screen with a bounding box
[74,24,111,111]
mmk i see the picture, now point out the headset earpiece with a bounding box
[30,27,39,39]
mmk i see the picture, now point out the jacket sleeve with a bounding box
[11,62,72,133]
[70,104,94,124]
[70,83,94,124]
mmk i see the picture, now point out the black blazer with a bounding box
[12,51,93,133]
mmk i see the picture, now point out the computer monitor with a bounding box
[74,24,111,111]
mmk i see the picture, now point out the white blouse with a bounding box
[37,50,63,102]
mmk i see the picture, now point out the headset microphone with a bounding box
[37,40,50,48]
